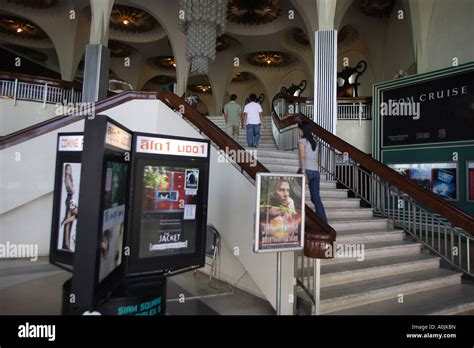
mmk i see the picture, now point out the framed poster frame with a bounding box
[254,173,305,253]
[387,161,459,201]
[467,161,474,203]
[126,132,211,277]
[71,115,133,312]
[49,132,83,270]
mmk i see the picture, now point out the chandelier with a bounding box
[178,0,227,74]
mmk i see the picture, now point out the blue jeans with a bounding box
[246,124,260,147]
[298,168,328,223]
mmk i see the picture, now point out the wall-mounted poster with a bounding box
[467,162,474,202]
[139,165,199,258]
[388,162,458,200]
[57,162,81,252]
[254,173,305,253]
[98,161,128,282]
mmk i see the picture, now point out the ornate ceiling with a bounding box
[188,84,212,94]
[0,14,48,39]
[108,40,136,58]
[6,0,57,9]
[3,43,48,61]
[149,56,176,70]
[338,25,360,49]
[293,28,309,47]
[247,51,291,68]
[148,75,176,85]
[231,72,256,83]
[354,0,395,17]
[227,0,281,25]
[110,4,159,33]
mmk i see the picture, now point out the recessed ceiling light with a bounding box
[16,28,23,33]
[122,19,130,25]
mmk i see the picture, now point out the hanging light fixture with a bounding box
[178,0,227,74]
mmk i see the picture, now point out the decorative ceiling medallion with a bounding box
[227,0,281,25]
[354,0,395,18]
[110,4,158,33]
[149,75,176,85]
[231,72,255,83]
[149,56,176,70]
[6,0,57,9]
[216,34,232,52]
[293,28,309,46]
[0,14,48,39]
[3,44,48,62]
[109,40,135,58]
[338,25,359,48]
[188,84,212,94]
[247,51,290,68]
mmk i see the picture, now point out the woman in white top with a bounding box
[298,122,328,223]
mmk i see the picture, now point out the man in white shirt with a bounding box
[243,93,265,148]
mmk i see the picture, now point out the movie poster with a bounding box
[139,165,198,258]
[388,162,458,200]
[468,162,474,201]
[254,174,305,252]
[98,161,128,282]
[57,162,81,252]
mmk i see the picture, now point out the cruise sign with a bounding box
[136,135,208,158]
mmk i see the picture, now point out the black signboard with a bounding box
[381,69,474,147]
[71,115,132,313]
[126,133,210,276]
[49,133,83,269]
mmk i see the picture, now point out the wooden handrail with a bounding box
[156,91,336,239]
[271,93,474,234]
[0,71,82,90]
[0,91,157,150]
[0,89,336,238]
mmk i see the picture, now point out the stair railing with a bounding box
[272,92,474,279]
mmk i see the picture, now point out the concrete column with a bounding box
[82,0,114,102]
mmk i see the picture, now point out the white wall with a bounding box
[0,100,58,136]
[336,120,372,154]
[0,99,295,314]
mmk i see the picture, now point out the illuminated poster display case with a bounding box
[126,133,210,275]
[388,162,459,201]
[467,161,474,202]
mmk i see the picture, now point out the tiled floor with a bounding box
[0,258,274,315]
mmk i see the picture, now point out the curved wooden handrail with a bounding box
[0,71,82,90]
[271,93,474,234]
[0,91,157,150]
[0,89,336,239]
[156,91,336,239]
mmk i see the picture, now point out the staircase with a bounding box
[205,115,474,315]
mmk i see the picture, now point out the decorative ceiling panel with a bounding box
[227,0,281,25]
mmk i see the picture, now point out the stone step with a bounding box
[255,150,299,159]
[334,229,405,244]
[328,284,474,315]
[329,217,389,231]
[298,254,441,289]
[318,240,422,265]
[257,157,300,166]
[320,198,361,209]
[325,208,373,219]
[316,268,462,314]
[297,268,462,314]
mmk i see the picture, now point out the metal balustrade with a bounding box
[0,78,82,107]
[317,143,474,276]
